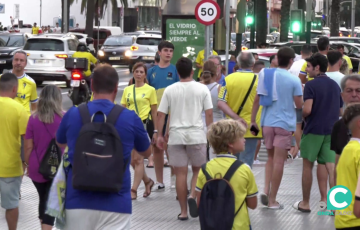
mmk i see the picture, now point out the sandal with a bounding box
[292,200,311,212]
[146,165,154,168]
[131,189,137,200]
[188,197,198,218]
[143,179,154,198]
[267,201,284,210]
[177,214,188,221]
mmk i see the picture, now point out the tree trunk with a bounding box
[95,0,99,27]
[66,0,70,31]
[61,0,64,32]
[280,0,291,42]
[85,0,95,37]
[330,0,340,36]
[256,0,267,45]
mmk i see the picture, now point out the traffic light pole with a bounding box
[306,22,311,44]
[250,0,256,49]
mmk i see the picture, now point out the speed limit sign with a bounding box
[195,0,221,26]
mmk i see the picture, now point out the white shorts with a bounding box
[63,209,131,230]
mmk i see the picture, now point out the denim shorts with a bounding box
[0,176,22,209]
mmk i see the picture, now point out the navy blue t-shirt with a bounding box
[303,75,343,135]
[56,100,150,214]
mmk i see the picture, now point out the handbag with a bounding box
[133,85,150,130]
[237,75,257,115]
[34,122,62,180]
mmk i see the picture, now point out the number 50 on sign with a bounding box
[195,0,220,26]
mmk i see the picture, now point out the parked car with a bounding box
[127,34,162,72]
[138,30,162,35]
[0,33,27,73]
[270,42,319,54]
[67,32,88,43]
[97,35,136,65]
[23,34,79,87]
[330,41,360,72]
[98,26,122,36]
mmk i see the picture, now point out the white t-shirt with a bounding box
[158,81,213,145]
[289,59,305,77]
[326,71,344,89]
[53,26,61,33]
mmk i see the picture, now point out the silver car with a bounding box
[127,34,162,72]
[23,34,79,87]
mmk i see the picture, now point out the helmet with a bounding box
[77,43,87,52]
[86,37,94,45]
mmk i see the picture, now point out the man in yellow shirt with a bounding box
[218,52,262,168]
[336,103,360,229]
[72,43,98,88]
[195,49,218,80]
[0,73,29,230]
[337,44,353,74]
[32,22,39,35]
[298,36,330,83]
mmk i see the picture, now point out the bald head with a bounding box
[0,73,18,98]
[237,52,255,69]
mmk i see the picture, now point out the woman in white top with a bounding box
[201,60,224,159]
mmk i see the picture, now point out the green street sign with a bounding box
[165,19,206,79]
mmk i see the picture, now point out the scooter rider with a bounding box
[71,43,98,88]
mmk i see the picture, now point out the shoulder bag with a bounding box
[237,75,257,115]
[133,85,150,129]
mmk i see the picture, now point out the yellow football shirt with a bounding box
[14,74,38,115]
[335,139,360,229]
[0,97,29,177]
[120,84,157,121]
[343,55,353,70]
[32,26,39,35]
[71,52,98,77]
[196,154,258,230]
[218,71,262,138]
[196,49,218,79]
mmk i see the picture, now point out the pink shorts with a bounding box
[262,126,293,150]
[167,144,207,167]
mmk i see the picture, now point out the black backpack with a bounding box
[72,104,125,193]
[199,160,245,230]
[37,136,62,180]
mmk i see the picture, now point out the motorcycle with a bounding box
[65,58,90,106]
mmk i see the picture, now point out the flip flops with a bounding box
[267,202,284,210]
[260,193,269,206]
[188,197,198,218]
[292,201,311,213]
[177,214,188,221]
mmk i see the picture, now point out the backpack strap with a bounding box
[223,160,243,182]
[107,104,125,125]
[78,103,91,124]
[201,163,212,181]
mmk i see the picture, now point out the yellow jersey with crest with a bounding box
[14,73,38,115]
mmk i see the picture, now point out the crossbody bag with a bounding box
[237,75,257,115]
[133,85,150,130]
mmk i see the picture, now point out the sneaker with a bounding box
[171,175,176,189]
[253,160,261,165]
[151,182,165,192]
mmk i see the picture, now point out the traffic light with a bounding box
[246,0,254,25]
[290,9,303,34]
[311,17,323,30]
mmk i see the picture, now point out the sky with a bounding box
[0,0,118,28]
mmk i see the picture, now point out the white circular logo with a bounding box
[318,201,327,210]
[197,2,217,23]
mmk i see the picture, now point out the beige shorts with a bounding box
[168,144,207,167]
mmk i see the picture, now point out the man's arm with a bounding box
[24,138,33,165]
[303,99,313,118]
[31,103,37,113]
[217,101,241,120]
[294,96,303,109]
[251,94,260,123]
[157,112,166,137]
[204,109,213,128]
[298,73,307,84]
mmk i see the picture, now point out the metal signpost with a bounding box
[195,0,220,61]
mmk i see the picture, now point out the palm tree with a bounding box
[330,0,340,36]
[79,0,128,38]
[61,0,76,33]
[279,0,291,42]
[256,0,267,45]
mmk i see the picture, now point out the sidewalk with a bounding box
[0,159,335,230]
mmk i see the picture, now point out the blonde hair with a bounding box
[207,120,246,154]
[34,85,63,123]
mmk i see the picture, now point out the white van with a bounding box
[98,26,122,35]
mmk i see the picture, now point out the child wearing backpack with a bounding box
[195,119,258,230]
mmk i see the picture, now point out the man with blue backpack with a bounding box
[56,64,151,229]
[195,119,258,230]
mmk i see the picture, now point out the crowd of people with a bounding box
[2,36,360,230]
